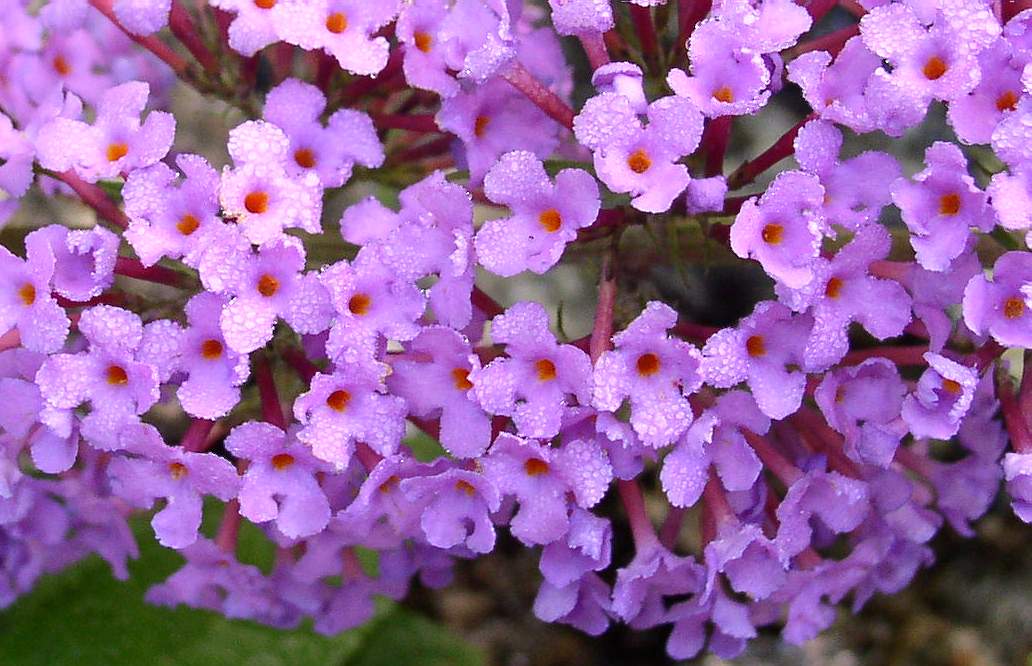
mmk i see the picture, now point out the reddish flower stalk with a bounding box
[169,1,218,74]
[388,135,453,166]
[701,469,735,544]
[354,442,384,471]
[727,112,818,190]
[672,320,719,342]
[114,257,188,288]
[215,499,241,553]
[838,0,867,17]
[181,418,217,453]
[371,113,440,133]
[502,61,575,130]
[255,352,287,430]
[281,346,320,384]
[629,5,658,62]
[618,479,659,549]
[589,248,618,364]
[805,0,841,20]
[0,330,20,353]
[659,506,687,548]
[787,23,860,59]
[1000,378,1032,453]
[701,116,733,177]
[743,429,803,485]
[472,286,505,318]
[88,0,190,75]
[56,170,130,229]
[579,33,611,70]
[841,344,928,367]
[678,0,712,54]
[790,408,863,478]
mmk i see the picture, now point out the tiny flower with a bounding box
[775,468,870,559]
[400,467,501,553]
[548,0,614,37]
[272,0,400,76]
[113,0,171,35]
[947,41,1025,145]
[476,150,600,277]
[901,352,978,440]
[36,81,174,182]
[593,301,703,448]
[208,0,279,57]
[471,301,593,439]
[176,293,250,419]
[1003,452,1032,523]
[987,163,1032,245]
[224,422,332,539]
[963,251,1032,347]
[110,424,239,549]
[0,231,69,354]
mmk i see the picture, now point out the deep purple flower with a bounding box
[1003,453,1032,523]
[399,467,500,553]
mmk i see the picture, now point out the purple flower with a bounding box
[0,231,69,354]
[113,0,170,35]
[988,163,1032,244]
[208,0,279,56]
[963,251,1032,347]
[224,422,332,539]
[35,305,160,450]
[272,0,399,76]
[399,467,500,553]
[891,142,994,272]
[548,0,613,36]
[666,586,755,660]
[908,248,981,352]
[0,350,79,473]
[123,154,222,268]
[927,454,1001,536]
[219,120,323,245]
[947,41,1025,144]
[702,301,811,419]
[263,78,383,188]
[175,292,251,419]
[476,151,599,276]
[611,544,704,629]
[28,224,119,303]
[901,352,978,440]
[200,232,333,355]
[471,301,592,439]
[334,455,426,548]
[775,467,870,559]
[397,0,459,97]
[482,433,612,545]
[1003,453,1032,523]
[992,95,1032,167]
[36,81,174,182]
[387,326,490,458]
[574,93,703,213]
[788,37,882,134]
[730,170,826,289]
[592,62,647,113]
[292,361,407,469]
[593,301,703,448]
[815,359,908,467]
[777,224,912,370]
[109,424,239,549]
[704,519,786,602]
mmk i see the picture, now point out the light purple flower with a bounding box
[901,352,978,440]
[399,467,500,553]
[175,292,251,419]
[0,231,69,354]
[272,0,400,76]
[963,251,1032,347]
[208,0,279,56]
[988,163,1032,245]
[775,467,870,559]
[113,0,171,35]
[1003,452,1032,523]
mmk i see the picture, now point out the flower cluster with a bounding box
[2,0,1032,659]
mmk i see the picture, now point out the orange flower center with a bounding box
[1004,296,1025,320]
[17,283,36,306]
[254,0,275,8]
[474,115,490,138]
[348,293,371,316]
[938,192,961,216]
[106,142,129,162]
[825,277,844,299]
[746,335,766,358]
[455,479,477,496]
[524,458,549,476]
[169,462,188,480]
[257,273,279,298]
[941,379,962,395]
[996,90,1019,112]
[761,223,784,245]
[923,56,947,80]
[326,389,351,412]
[106,365,129,385]
[325,12,348,33]
[271,453,295,470]
[538,208,562,233]
[414,31,433,53]
[379,475,400,492]
[451,368,473,391]
[535,359,557,381]
[201,339,223,360]
[712,86,734,103]
[244,191,269,214]
[176,213,200,236]
[52,55,71,76]
[294,148,316,169]
[636,352,661,377]
[627,149,652,174]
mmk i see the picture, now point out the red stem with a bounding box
[371,113,440,133]
[787,24,860,59]
[701,116,733,177]
[181,418,216,453]
[355,442,383,471]
[617,479,659,550]
[659,506,686,549]
[805,0,840,20]
[589,249,618,364]
[57,170,129,229]
[255,353,287,430]
[743,429,803,485]
[114,257,186,288]
[169,1,218,73]
[215,499,241,553]
[578,33,611,70]
[677,0,712,54]
[88,0,189,75]
[502,62,575,130]
[472,286,505,318]
[281,346,319,384]
[840,344,928,367]
[629,5,658,62]
[1000,378,1032,453]
[727,113,817,190]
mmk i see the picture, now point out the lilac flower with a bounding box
[548,0,613,37]
[0,231,69,354]
[35,305,160,450]
[963,251,1032,347]
[1003,453,1032,523]
[397,0,459,97]
[200,232,333,355]
[224,422,332,539]
[272,0,400,76]
[471,301,592,439]
[927,454,1001,536]
[666,586,755,660]
[947,41,1025,144]
[901,352,978,440]
[777,224,912,370]
[28,224,119,302]
[113,0,170,35]
[593,302,703,448]
[334,455,426,548]
[399,467,500,553]
[292,361,407,469]
[174,292,251,419]
[788,37,882,134]
[481,433,612,545]
[263,78,383,188]
[592,63,647,113]
[219,120,323,245]
[991,95,1032,167]
[815,359,908,468]
[573,93,703,213]
[36,81,174,182]
[730,170,826,289]
[437,78,559,184]
[123,154,222,268]
[109,424,239,549]
[475,151,599,276]
[611,544,704,629]
[988,164,1032,245]
[702,301,811,420]
[775,467,870,560]
[208,0,279,57]
[908,248,981,352]
[891,142,995,272]
[0,350,79,473]
[387,326,490,458]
